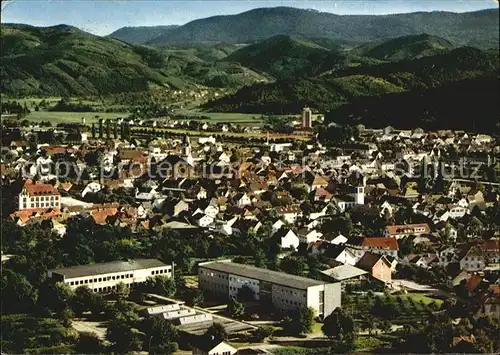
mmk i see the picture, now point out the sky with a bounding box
[1,0,499,36]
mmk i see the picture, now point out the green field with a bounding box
[348,292,443,326]
[24,111,128,124]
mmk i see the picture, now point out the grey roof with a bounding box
[50,259,167,279]
[321,265,368,281]
[200,261,329,290]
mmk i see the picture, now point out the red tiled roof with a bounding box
[484,239,500,251]
[386,223,430,235]
[23,181,60,196]
[362,237,399,250]
[465,274,483,292]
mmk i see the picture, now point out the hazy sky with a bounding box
[2,0,498,36]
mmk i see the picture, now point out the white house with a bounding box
[193,214,214,228]
[82,182,103,198]
[204,205,219,219]
[192,340,237,355]
[298,229,323,244]
[235,193,251,207]
[329,234,348,245]
[275,229,300,250]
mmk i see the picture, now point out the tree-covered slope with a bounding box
[0,24,268,96]
[327,75,500,132]
[203,46,499,114]
[224,35,332,79]
[351,33,457,61]
[147,7,499,49]
[107,25,179,45]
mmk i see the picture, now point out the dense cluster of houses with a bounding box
[2,123,499,319]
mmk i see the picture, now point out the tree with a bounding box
[470,216,483,235]
[205,323,228,342]
[72,286,96,317]
[59,307,74,328]
[39,281,75,314]
[322,308,356,341]
[380,319,392,333]
[253,326,274,341]
[191,289,204,306]
[1,269,38,313]
[143,275,176,297]
[75,332,104,354]
[228,298,245,318]
[107,319,142,353]
[279,256,306,276]
[112,282,130,302]
[146,317,179,355]
[283,307,314,335]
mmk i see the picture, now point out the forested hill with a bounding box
[107,25,179,45]
[326,76,500,133]
[145,7,499,49]
[224,35,332,80]
[203,46,499,114]
[350,34,457,61]
[0,24,268,96]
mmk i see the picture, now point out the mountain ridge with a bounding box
[142,7,499,49]
[107,25,179,45]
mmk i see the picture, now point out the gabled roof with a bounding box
[22,180,60,196]
[385,223,430,235]
[321,264,368,281]
[350,237,399,250]
[356,253,391,271]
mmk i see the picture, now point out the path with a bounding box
[392,279,461,300]
[72,320,107,341]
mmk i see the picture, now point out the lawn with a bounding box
[400,292,444,306]
[355,334,397,351]
[349,292,443,326]
[24,111,128,124]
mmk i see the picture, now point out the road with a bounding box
[392,279,460,300]
[72,320,107,340]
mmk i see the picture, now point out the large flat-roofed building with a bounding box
[198,261,341,318]
[48,259,172,293]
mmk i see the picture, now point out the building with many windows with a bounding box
[48,259,172,292]
[18,180,61,210]
[198,261,341,318]
[302,107,312,129]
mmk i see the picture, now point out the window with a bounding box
[70,281,74,285]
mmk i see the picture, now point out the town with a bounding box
[2,104,499,354]
[1,0,499,354]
